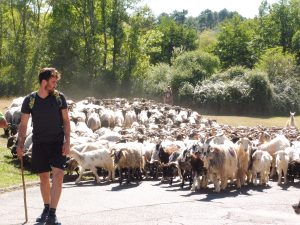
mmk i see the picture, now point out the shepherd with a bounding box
[163,85,173,105]
[16,68,70,225]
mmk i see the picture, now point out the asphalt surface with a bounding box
[0,177,299,225]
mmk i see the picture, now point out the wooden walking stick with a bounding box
[20,157,28,223]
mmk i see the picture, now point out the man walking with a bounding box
[17,67,70,225]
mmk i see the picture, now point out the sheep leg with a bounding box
[253,172,257,186]
[111,169,115,181]
[270,161,276,178]
[200,174,208,188]
[127,168,132,184]
[90,167,101,183]
[177,164,183,181]
[283,170,287,184]
[180,169,185,188]
[236,176,241,189]
[265,173,270,185]
[191,174,197,192]
[260,172,266,185]
[247,171,252,184]
[212,174,220,193]
[221,176,228,190]
[241,172,246,186]
[277,169,282,185]
[119,168,123,185]
[75,167,85,184]
[107,170,112,182]
[196,174,201,190]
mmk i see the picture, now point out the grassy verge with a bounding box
[0,97,38,189]
[0,137,38,189]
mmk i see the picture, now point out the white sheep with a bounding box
[69,148,115,184]
[206,144,238,192]
[114,109,124,127]
[258,134,290,177]
[275,150,289,185]
[87,111,101,131]
[100,109,115,128]
[124,110,137,128]
[251,150,272,186]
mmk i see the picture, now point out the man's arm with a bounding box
[0,112,8,128]
[16,113,30,158]
[61,108,70,156]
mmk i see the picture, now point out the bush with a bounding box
[255,47,297,82]
[272,77,300,114]
[244,71,273,113]
[142,63,172,96]
[178,82,194,102]
[171,50,220,91]
[193,79,251,114]
[210,66,249,82]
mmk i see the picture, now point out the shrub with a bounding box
[193,79,251,114]
[178,82,194,102]
[210,66,249,82]
[171,50,220,91]
[244,71,273,113]
[272,77,300,114]
[255,47,297,82]
[142,63,172,96]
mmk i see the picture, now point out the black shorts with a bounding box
[32,141,66,173]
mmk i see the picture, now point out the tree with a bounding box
[121,6,157,91]
[170,9,188,25]
[47,1,82,88]
[271,0,294,52]
[155,15,198,64]
[255,46,297,81]
[171,50,220,91]
[292,30,300,64]
[214,15,257,69]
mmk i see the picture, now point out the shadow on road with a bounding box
[111,182,141,191]
[177,183,273,200]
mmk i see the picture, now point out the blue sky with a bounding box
[139,0,278,18]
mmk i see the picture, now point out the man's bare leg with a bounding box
[39,172,51,204]
[36,172,51,222]
[50,167,64,209]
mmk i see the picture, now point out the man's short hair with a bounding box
[38,67,61,84]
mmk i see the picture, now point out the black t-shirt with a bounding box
[21,92,68,143]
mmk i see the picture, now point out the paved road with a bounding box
[0,178,299,225]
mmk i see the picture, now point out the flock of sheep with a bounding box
[3,96,300,192]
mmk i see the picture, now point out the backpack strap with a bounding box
[53,90,63,108]
[28,91,37,110]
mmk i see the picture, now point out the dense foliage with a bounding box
[0,0,299,115]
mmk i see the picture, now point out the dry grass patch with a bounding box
[202,114,297,127]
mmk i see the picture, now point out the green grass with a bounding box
[0,132,38,189]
